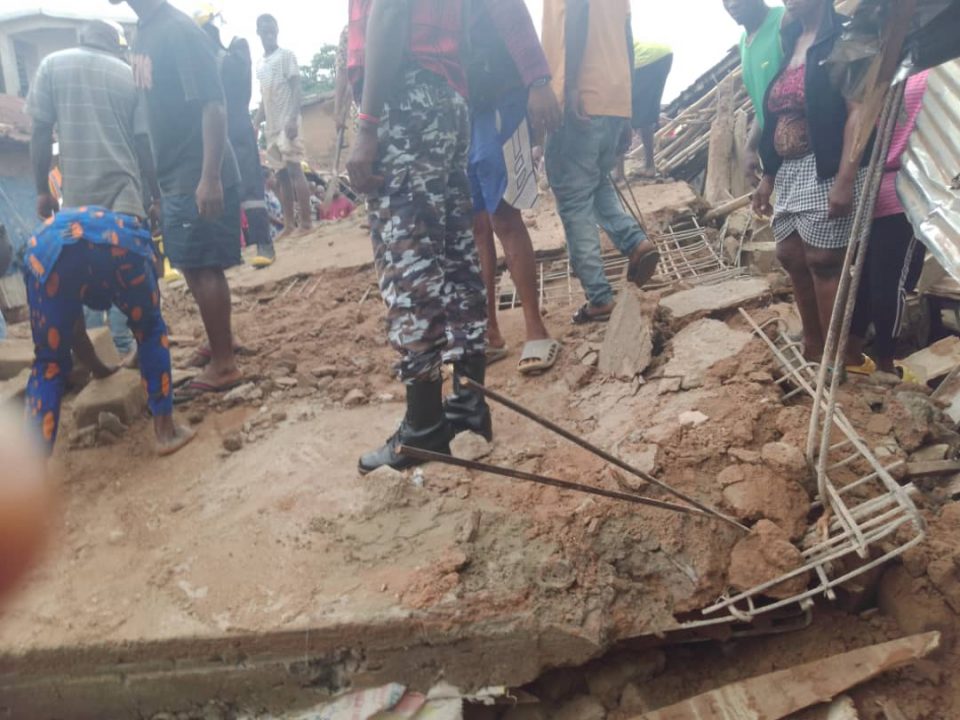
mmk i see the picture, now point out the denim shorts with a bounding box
[162,185,242,271]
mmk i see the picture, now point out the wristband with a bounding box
[530,76,551,88]
[358,112,381,126]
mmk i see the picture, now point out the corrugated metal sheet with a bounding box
[898,59,960,283]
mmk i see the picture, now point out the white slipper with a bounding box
[519,339,561,376]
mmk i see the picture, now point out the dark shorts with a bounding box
[632,54,674,129]
[162,185,243,271]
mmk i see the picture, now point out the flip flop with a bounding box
[894,360,922,384]
[173,378,246,405]
[573,303,612,325]
[627,246,661,288]
[486,345,509,366]
[846,354,877,377]
[519,339,561,376]
[251,255,276,269]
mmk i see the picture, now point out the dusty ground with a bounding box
[2,184,960,719]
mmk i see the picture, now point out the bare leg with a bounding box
[473,212,505,350]
[276,168,295,239]
[778,233,824,361]
[489,203,549,343]
[154,415,196,456]
[640,124,657,174]
[806,246,862,366]
[287,161,314,235]
[182,267,242,387]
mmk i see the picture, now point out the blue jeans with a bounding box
[546,116,648,308]
[84,306,135,355]
[0,308,6,340]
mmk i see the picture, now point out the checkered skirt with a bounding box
[772,153,867,250]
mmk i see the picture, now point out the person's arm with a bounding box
[346,0,412,193]
[176,26,230,220]
[253,102,265,128]
[72,316,119,379]
[285,51,302,140]
[30,121,58,219]
[483,0,559,133]
[334,27,352,132]
[744,119,762,182]
[136,133,162,226]
[828,100,866,219]
[26,62,58,219]
[618,16,635,154]
[564,0,590,124]
[197,102,227,220]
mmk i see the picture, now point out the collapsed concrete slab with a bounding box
[662,319,752,389]
[598,289,653,379]
[72,369,147,428]
[659,277,770,321]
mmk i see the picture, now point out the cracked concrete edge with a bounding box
[0,615,606,718]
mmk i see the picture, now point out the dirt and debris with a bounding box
[2,187,960,720]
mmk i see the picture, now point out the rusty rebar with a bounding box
[461,379,749,533]
[399,446,715,520]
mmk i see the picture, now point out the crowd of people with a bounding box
[13,0,934,472]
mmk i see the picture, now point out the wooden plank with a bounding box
[634,632,940,720]
[905,460,960,477]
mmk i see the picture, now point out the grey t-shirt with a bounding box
[26,47,146,218]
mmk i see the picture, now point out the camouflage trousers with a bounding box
[367,70,487,383]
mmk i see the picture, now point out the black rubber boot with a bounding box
[358,378,452,475]
[445,354,493,442]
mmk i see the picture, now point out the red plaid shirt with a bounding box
[348,0,468,98]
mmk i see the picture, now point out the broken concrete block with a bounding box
[679,410,709,427]
[760,441,810,484]
[728,520,810,600]
[83,327,122,369]
[662,318,752,389]
[901,336,960,383]
[741,241,779,274]
[910,444,950,462]
[659,277,770,320]
[72,369,146,428]
[0,339,34,381]
[598,289,653,380]
[890,392,937,452]
[343,388,367,407]
[0,367,31,406]
[718,464,810,540]
[451,433,492,462]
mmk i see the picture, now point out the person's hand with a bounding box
[828,179,855,219]
[753,175,775,217]
[196,175,224,221]
[527,83,561,134]
[36,192,58,220]
[346,125,383,194]
[285,119,299,141]
[565,86,590,128]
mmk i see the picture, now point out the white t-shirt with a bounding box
[257,48,300,140]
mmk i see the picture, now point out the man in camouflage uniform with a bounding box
[347,0,490,475]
